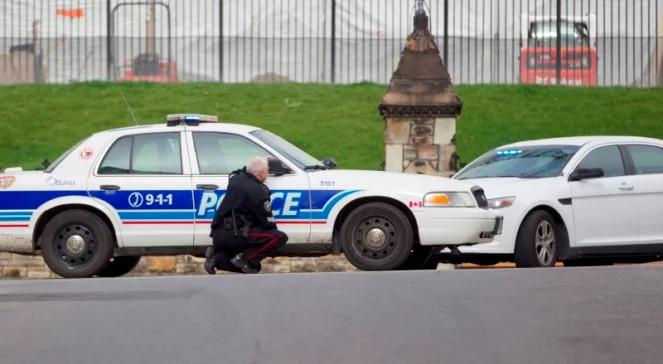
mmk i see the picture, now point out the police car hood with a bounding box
[311,169,476,192]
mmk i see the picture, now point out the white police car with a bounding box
[0,114,501,278]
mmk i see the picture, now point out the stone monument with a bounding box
[379,1,462,176]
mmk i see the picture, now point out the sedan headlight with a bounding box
[423,192,476,208]
[487,196,516,209]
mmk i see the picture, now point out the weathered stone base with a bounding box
[384,117,457,176]
[0,252,358,279]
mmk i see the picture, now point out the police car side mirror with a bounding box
[322,157,337,169]
[268,159,292,176]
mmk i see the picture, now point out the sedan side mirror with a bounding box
[268,158,293,176]
[322,157,337,169]
[569,168,604,182]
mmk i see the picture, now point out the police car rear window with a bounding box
[98,133,182,175]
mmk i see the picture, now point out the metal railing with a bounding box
[0,0,661,86]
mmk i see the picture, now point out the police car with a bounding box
[0,114,501,278]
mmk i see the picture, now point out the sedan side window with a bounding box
[576,145,625,177]
[627,145,663,175]
[193,132,274,175]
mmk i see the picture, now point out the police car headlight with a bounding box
[423,192,475,208]
[487,196,516,209]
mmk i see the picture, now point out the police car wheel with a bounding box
[96,256,142,277]
[41,209,114,278]
[340,202,414,271]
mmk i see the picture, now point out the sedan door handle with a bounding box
[196,184,219,190]
[619,185,634,191]
[100,185,121,191]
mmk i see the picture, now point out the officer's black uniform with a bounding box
[206,168,288,273]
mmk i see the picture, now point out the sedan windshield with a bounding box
[455,145,579,180]
[250,130,322,169]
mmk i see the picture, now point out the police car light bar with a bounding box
[166,114,218,126]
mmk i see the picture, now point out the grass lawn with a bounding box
[0,82,662,171]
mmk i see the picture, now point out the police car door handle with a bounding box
[196,184,219,190]
[619,184,634,191]
[100,184,121,191]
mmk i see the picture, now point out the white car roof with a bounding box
[93,122,262,137]
[500,136,663,149]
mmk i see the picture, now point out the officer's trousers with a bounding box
[210,226,288,271]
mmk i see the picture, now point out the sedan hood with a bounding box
[458,177,555,198]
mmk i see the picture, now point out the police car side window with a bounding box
[193,132,273,175]
[98,133,182,175]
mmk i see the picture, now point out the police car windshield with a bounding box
[455,145,579,180]
[250,130,321,170]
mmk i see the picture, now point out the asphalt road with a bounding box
[1,266,663,364]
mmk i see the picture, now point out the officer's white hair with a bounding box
[247,156,269,175]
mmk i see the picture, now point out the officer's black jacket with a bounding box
[211,168,275,232]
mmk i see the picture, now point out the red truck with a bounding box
[520,15,597,86]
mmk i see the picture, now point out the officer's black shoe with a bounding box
[204,247,216,275]
[231,253,258,274]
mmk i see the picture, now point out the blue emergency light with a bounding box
[496,149,523,156]
[166,114,218,126]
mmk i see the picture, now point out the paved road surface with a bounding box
[1,266,663,364]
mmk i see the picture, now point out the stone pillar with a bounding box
[379,9,462,177]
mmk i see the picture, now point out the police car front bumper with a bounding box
[413,208,502,246]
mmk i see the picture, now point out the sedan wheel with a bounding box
[515,210,559,268]
[534,220,556,266]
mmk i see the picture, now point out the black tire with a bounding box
[341,202,414,270]
[96,256,142,277]
[399,246,437,270]
[514,210,559,268]
[41,209,114,278]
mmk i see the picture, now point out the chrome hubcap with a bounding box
[365,228,387,249]
[65,235,86,255]
[535,221,555,266]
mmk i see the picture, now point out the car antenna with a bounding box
[120,90,139,126]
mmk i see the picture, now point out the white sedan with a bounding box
[0,114,501,277]
[452,136,663,267]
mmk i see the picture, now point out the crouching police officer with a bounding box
[204,156,288,274]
